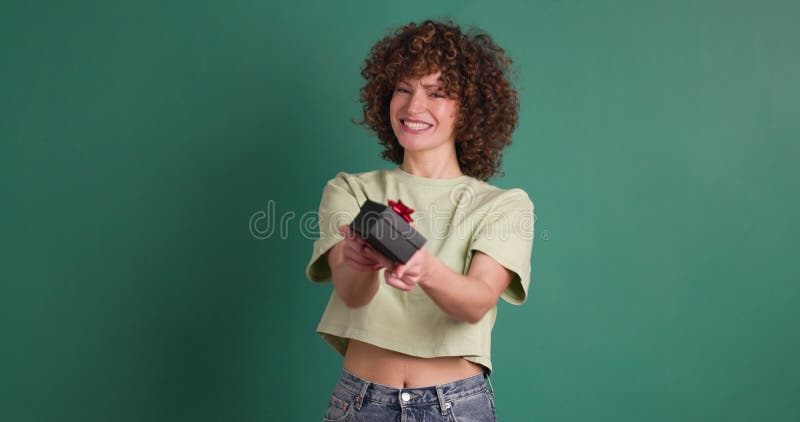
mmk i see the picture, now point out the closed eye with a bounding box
[394,87,447,98]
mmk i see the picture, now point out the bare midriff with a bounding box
[342,338,484,388]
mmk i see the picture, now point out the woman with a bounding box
[306,19,535,421]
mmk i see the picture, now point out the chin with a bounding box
[396,138,429,151]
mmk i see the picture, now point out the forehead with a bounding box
[397,71,443,86]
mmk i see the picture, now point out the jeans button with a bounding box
[401,392,411,402]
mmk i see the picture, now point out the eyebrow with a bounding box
[398,80,443,89]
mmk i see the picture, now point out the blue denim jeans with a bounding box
[323,368,497,421]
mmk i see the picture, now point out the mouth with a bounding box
[400,119,434,134]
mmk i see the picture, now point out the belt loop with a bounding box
[435,385,450,415]
[353,379,370,411]
[485,371,495,396]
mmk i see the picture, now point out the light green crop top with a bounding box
[305,167,535,374]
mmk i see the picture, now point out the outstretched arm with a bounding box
[384,249,513,323]
[329,225,395,308]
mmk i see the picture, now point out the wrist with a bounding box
[418,249,445,289]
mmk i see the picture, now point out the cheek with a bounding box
[389,99,399,124]
[389,94,403,114]
[436,103,458,123]
[438,109,457,127]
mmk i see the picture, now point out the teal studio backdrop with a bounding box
[1,0,798,421]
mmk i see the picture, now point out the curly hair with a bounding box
[355,19,519,181]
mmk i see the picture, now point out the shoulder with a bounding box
[317,169,391,205]
[469,180,534,212]
[324,169,388,187]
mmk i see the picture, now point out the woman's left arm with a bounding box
[384,249,512,323]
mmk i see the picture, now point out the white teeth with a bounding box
[403,120,432,130]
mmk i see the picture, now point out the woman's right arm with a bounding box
[327,225,393,308]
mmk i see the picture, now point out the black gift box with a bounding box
[348,199,427,264]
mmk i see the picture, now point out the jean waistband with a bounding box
[334,368,490,414]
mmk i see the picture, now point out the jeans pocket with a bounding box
[323,393,353,422]
[450,391,496,422]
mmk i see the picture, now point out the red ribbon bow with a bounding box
[388,199,415,223]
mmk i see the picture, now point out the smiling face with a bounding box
[389,71,459,155]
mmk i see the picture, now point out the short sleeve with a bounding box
[468,189,535,305]
[305,173,363,282]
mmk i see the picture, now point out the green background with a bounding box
[2,0,798,421]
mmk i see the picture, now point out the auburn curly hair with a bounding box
[355,19,519,181]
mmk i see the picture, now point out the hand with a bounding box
[383,246,437,291]
[337,225,395,273]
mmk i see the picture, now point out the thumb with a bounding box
[338,225,353,238]
[393,263,407,279]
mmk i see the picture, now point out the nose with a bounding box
[406,89,427,114]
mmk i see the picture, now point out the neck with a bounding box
[400,155,463,179]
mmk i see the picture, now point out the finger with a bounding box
[344,240,362,254]
[344,244,375,266]
[362,247,391,267]
[339,225,357,240]
[387,270,412,287]
[344,248,384,272]
[357,242,380,258]
[344,254,374,269]
[384,272,412,291]
[345,247,384,270]
[344,256,376,272]
[394,263,407,279]
[353,236,369,248]
[338,224,352,236]
[344,225,366,241]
